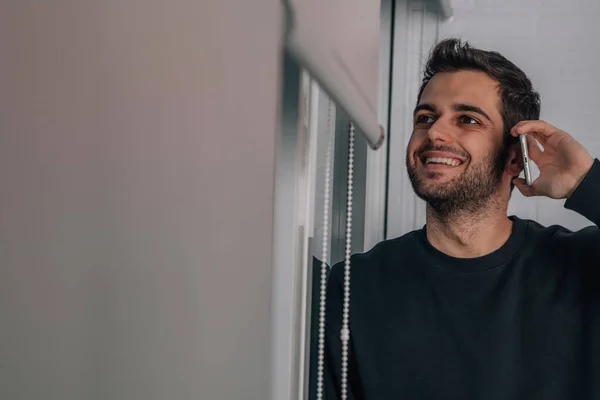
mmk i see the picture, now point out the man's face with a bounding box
[406,70,509,216]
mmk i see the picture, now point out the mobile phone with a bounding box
[519,134,533,186]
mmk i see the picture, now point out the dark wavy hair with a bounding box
[417,38,541,190]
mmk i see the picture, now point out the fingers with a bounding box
[513,177,539,197]
[510,120,560,139]
[526,134,543,161]
[529,131,548,145]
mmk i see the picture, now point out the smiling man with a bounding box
[324,38,600,399]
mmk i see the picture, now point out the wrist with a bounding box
[567,156,595,198]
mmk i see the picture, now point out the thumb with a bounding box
[513,177,538,197]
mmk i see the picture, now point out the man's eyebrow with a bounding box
[413,103,436,117]
[454,103,492,122]
[413,102,493,123]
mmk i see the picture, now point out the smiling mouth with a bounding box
[421,156,464,167]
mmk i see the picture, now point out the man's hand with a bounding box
[510,120,594,199]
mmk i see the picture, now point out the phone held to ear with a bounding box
[519,133,533,186]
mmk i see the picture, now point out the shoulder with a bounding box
[328,230,421,281]
[521,216,598,241]
[516,216,600,255]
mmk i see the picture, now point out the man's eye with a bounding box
[415,115,435,124]
[459,115,480,125]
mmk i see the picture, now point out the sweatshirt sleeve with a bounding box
[564,158,600,227]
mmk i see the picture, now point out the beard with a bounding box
[406,142,509,219]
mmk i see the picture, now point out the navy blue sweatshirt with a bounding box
[325,159,600,400]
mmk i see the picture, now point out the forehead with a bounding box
[419,70,502,119]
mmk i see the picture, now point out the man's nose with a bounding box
[427,119,453,143]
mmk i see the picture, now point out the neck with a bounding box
[425,197,513,258]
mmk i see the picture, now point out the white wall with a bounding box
[387,0,600,238]
[0,1,281,399]
[364,0,393,251]
[387,0,442,238]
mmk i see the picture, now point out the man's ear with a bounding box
[506,141,523,177]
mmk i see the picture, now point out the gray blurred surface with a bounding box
[0,1,282,399]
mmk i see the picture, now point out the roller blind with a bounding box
[283,0,385,149]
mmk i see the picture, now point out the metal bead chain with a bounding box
[340,122,355,400]
[316,99,334,400]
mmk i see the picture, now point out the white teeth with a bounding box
[425,157,461,166]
